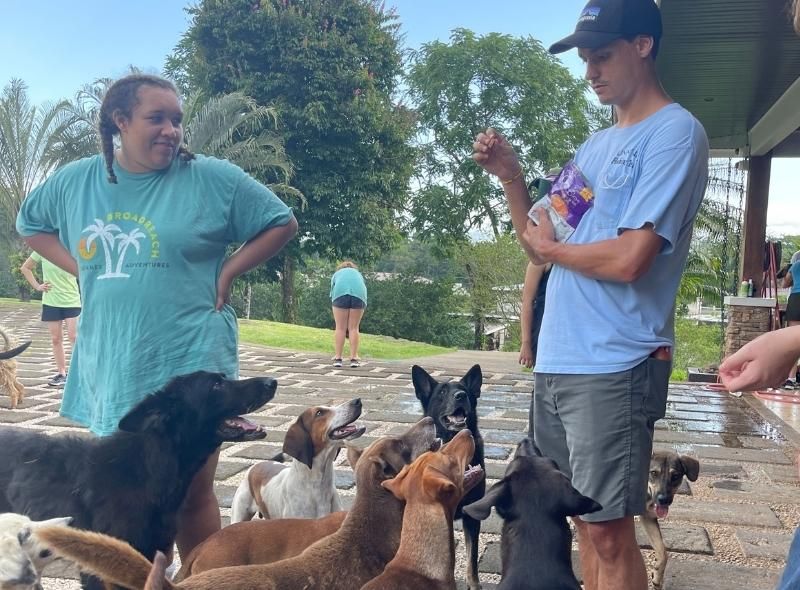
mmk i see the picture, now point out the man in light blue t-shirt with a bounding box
[473,1,708,589]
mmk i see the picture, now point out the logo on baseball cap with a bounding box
[549,0,662,54]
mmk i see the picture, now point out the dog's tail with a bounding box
[35,526,177,590]
[0,335,31,360]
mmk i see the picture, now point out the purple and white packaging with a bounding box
[527,160,594,242]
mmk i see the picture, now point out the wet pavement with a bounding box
[1,300,798,590]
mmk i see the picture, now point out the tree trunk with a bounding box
[473,313,485,350]
[281,257,297,324]
[244,283,252,320]
[18,285,30,302]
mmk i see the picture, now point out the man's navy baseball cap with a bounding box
[549,0,662,54]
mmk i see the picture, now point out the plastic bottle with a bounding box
[739,281,748,297]
[748,278,754,297]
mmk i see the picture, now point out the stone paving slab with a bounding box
[736,528,795,560]
[666,500,782,527]
[662,559,781,590]
[711,480,800,504]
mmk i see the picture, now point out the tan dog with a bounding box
[230,399,365,522]
[36,417,441,590]
[0,328,31,409]
[0,513,71,590]
[362,428,484,590]
[642,451,700,589]
[176,511,347,579]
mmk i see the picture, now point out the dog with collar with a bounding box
[231,398,365,522]
[412,364,485,590]
[642,450,700,589]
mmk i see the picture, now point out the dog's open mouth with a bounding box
[444,408,468,430]
[463,464,484,493]
[655,504,669,519]
[218,416,265,441]
[329,423,367,440]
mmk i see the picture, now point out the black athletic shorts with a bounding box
[41,305,81,322]
[332,295,366,309]
[787,293,800,323]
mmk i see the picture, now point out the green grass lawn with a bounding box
[2,298,724,371]
[672,317,725,381]
[239,319,453,359]
[1,299,453,360]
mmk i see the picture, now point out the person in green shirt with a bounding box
[20,252,81,387]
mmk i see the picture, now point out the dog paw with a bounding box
[650,572,664,589]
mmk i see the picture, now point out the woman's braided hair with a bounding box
[98,74,195,184]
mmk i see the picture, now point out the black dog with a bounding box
[464,438,602,590]
[412,363,484,590]
[0,370,276,590]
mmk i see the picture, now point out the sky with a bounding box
[0,0,796,235]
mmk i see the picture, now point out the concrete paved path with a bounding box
[1,300,798,589]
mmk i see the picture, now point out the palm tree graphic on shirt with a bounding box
[82,220,148,279]
[83,219,122,279]
[112,228,147,277]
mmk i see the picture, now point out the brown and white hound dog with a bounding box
[230,399,365,522]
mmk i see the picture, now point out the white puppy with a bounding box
[0,513,72,590]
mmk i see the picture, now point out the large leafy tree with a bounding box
[406,29,606,249]
[166,0,416,321]
[0,79,87,249]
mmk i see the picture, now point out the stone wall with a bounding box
[724,305,772,357]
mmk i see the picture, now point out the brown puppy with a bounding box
[642,450,700,589]
[0,329,30,409]
[362,428,484,590]
[36,417,440,590]
[175,511,347,579]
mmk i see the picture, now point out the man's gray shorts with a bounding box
[532,357,671,522]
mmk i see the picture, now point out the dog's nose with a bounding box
[351,398,362,407]
[19,564,37,585]
[454,390,467,401]
[656,494,672,506]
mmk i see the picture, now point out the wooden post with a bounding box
[740,154,772,292]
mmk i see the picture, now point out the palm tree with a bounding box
[181,91,304,208]
[0,79,91,248]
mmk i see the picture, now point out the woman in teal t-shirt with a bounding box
[16,74,297,559]
[330,261,367,367]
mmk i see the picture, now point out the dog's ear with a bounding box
[369,455,402,481]
[562,488,603,517]
[381,463,412,500]
[18,526,32,545]
[461,364,482,399]
[145,550,168,590]
[679,455,700,482]
[423,465,458,501]
[463,480,507,520]
[32,516,72,529]
[412,365,438,405]
[283,416,314,469]
[346,444,364,469]
[118,393,170,433]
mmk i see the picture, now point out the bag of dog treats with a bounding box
[527,160,594,242]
